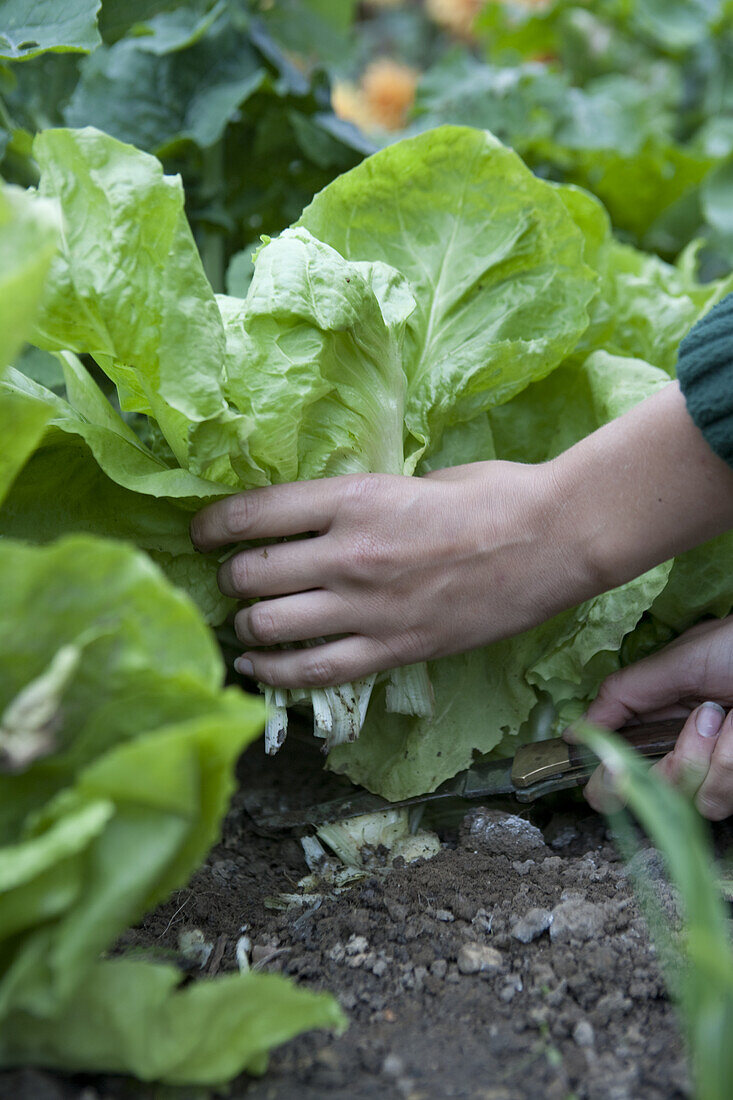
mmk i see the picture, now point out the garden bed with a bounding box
[3,732,715,1100]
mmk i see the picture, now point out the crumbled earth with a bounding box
[3,733,721,1100]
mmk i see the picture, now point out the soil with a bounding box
[3,731,728,1100]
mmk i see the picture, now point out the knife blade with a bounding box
[243,718,684,831]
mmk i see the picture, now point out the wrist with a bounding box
[532,456,611,610]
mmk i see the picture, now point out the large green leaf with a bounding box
[299,126,599,466]
[0,958,344,1083]
[0,182,59,374]
[0,0,101,62]
[0,180,59,504]
[31,128,229,465]
[0,391,50,507]
[65,27,266,151]
[217,228,415,483]
[0,536,343,1080]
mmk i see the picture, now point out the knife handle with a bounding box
[511,717,684,800]
[567,718,684,771]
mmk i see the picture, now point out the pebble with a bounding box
[499,974,523,1002]
[430,958,448,979]
[550,899,606,944]
[346,934,369,956]
[461,809,546,860]
[573,1020,595,1047]
[434,908,455,922]
[457,942,504,975]
[510,907,553,944]
[382,1054,404,1077]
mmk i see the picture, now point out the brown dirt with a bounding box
[2,732,724,1100]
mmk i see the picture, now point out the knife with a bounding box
[244,718,684,831]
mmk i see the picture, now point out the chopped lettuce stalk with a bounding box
[317,808,441,869]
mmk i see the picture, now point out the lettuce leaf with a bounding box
[0,536,343,1081]
[298,125,600,467]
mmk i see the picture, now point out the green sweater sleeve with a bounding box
[676,291,733,469]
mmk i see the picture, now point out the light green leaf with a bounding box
[0,0,101,61]
[219,228,414,483]
[0,958,344,1083]
[32,128,228,466]
[299,126,599,466]
[0,183,59,375]
[0,391,50,507]
[0,536,262,1023]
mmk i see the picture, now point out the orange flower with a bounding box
[425,0,484,38]
[332,82,375,132]
[333,59,418,132]
[362,58,419,131]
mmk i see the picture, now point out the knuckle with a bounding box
[712,748,733,780]
[222,493,258,540]
[219,554,250,595]
[342,473,381,508]
[248,604,279,645]
[348,532,389,580]
[695,790,729,821]
[299,654,338,687]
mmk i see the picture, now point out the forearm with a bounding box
[547,381,733,596]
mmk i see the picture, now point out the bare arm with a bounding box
[548,380,733,594]
[191,381,733,687]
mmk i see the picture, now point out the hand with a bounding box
[190,462,593,688]
[566,617,733,820]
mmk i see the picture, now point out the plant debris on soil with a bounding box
[5,731,732,1100]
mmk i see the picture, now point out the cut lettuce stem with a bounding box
[262,662,435,755]
[386,661,435,718]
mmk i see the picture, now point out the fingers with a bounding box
[569,644,701,737]
[234,591,352,648]
[584,764,625,814]
[218,538,333,599]
[694,707,733,820]
[190,480,340,552]
[234,635,399,688]
[651,701,725,797]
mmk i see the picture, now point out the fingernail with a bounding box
[234,657,255,677]
[696,701,725,738]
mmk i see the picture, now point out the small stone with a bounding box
[499,974,523,1002]
[382,1054,404,1077]
[346,953,368,969]
[430,958,448,979]
[327,943,345,963]
[472,907,493,933]
[510,907,553,944]
[550,899,606,944]
[511,859,535,875]
[372,958,389,978]
[457,942,504,975]
[546,815,579,849]
[434,908,455,922]
[346,934,369,955]
[461,808,546,860]
[573,1020,595,1047]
